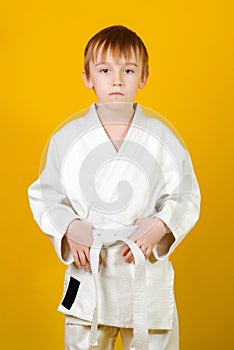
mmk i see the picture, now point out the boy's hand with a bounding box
[120,217,170,263]
[65,236,91,272]
[65,219,93,271]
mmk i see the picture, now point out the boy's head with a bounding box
[82,25,149,104]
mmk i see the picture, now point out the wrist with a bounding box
[66,218,80,235]
[155,219,170,238]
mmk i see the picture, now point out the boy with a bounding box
[28,25,200,350]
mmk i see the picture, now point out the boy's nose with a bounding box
[112,73,123,86]
[112,81,123,86]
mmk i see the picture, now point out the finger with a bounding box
[84,246,90,263]
[121,244,130,256]
[136,243,148,259]
[77,248,90,272]
[66,238,81,267]
[145,247,152,260]
[71,249,81,268]
[83,247,91,272]
[123,250,133,263]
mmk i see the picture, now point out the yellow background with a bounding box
[1,1,233,349]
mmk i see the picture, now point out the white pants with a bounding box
[65,310,179,350]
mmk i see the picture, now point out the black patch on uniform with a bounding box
[61,277,80,310]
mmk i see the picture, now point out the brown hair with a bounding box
[84,25,149,80]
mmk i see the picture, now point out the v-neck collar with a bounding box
[92,102,139,155]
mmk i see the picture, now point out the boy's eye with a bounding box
[124,69,134,74]
[100,68,109,74]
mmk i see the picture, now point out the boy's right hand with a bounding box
[65,236,91,272]
[65,219,93,272]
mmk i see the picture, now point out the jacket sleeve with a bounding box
[152,148,201,261]
[28,136,80,264]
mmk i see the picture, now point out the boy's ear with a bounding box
[82,70,94,89]
[138,72,149,89]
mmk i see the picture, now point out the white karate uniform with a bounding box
[28,103,200,350]
[64,306,179,350]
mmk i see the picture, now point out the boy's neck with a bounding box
[95,102,136,127]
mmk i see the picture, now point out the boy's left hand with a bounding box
[120,217,169,263]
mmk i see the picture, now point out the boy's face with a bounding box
[82,49,148,104]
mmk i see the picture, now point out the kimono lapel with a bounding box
[90,102,148,156]
[93,103,135,154]
[84,104,149,228]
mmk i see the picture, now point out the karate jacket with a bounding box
[28,103,201,334]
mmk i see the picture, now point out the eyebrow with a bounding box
[94,62,138,67]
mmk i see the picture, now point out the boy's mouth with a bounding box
[109,92,124,96]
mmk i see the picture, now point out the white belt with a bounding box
[89,227,148,350]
